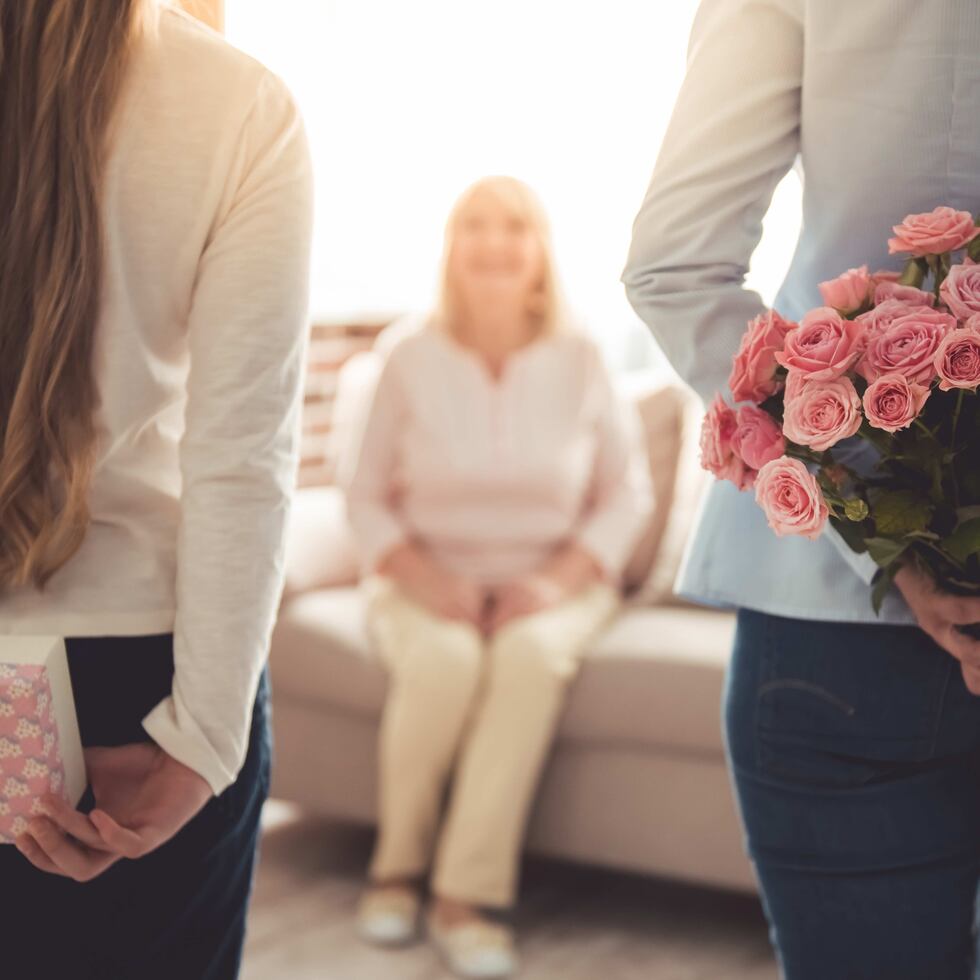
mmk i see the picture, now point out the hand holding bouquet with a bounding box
[702,206,980,618]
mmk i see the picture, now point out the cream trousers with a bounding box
[363,575,620,908]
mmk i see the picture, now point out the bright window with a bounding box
[225,1,802,369]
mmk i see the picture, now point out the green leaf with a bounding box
[942,517,980,565]
[843,498,870,522]
[871,490,934,537]
[904,530,942,541]
[957,505,980,523]
[968,233,980,264]
[865,536,909,568]
[829,515,869,555]
[871,564,900,616]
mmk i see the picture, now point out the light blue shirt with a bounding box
[624,0,980,625]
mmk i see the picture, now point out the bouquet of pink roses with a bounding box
[701,205,980,617]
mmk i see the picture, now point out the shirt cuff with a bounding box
[142,695,235,797]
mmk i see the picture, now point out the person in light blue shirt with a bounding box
[625,2,980,977]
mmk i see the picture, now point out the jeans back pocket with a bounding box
[753,613,954,788]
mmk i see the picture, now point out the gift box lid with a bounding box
[0,635,64,666]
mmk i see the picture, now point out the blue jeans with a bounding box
[0,634,271,980]
[726,609,980,980]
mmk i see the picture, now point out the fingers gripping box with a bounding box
[0,637,86,844]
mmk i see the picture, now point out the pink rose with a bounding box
[732,405,785,470]
[782,376,863,452]
[871,269,902,286]
[783,370,812,402]
[754,457,829,541]
[855,299,919,338]
[862,374,931,432]
[873,280,936,307]
[939,262,980,320]
[857,307,956,384]
[775,307,866,381]
[934,321,980,391]
[888,206,980,256]
[728,310,796,404]
[699,395,753,490]
[819,266,871,313]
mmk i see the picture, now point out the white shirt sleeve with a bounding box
[623,0,803,403]
[339,350,412,576]
[142,70,315,795]
[623,0,877,585]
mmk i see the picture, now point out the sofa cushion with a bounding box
[281,487,360,599]
[609,367,712,605]
[631,377,710,606]
[270,588,736,757]
[566,604,735,755]
[618,374,685,595]
[271,588,380,716]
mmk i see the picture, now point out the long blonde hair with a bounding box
[437,175,567,338]
[0,0,150,591]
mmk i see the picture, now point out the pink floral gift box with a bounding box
[0,637,85,844]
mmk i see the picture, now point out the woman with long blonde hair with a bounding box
[344,176,652,978]
[0,2,312,976]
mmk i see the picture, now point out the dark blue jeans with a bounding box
[0,634,271,980]
[726,609,980,980]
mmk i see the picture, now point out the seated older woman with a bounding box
[342,176,652,980]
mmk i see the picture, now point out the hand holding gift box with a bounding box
[0,637,85,844]
[5,639,213,881]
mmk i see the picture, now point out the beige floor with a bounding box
[243,802,779,980]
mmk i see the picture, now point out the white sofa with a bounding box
[267,366,756,893]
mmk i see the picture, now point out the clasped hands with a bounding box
[385,542,604,635]
[15,742,212,882]
[442,573,567,635]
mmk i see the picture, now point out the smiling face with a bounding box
[446,184,547,319]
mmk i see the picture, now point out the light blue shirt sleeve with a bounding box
[622,0,880,588]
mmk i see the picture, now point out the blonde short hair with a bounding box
[436,175,567,337]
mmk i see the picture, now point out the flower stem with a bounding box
[951,388,965,508]
[913,418,935,439]
[931,253,951,303]
[951,388,965,447]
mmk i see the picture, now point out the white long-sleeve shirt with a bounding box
[342,319,653,587]
[0,8,314,793]
[623,0,980,625]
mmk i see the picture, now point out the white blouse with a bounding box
[343,319,653,586]
[0,8,314,793]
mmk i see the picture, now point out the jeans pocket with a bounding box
[754,614,954,789]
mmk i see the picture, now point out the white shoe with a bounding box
[357,886,421,947]
[428,914,519,979]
